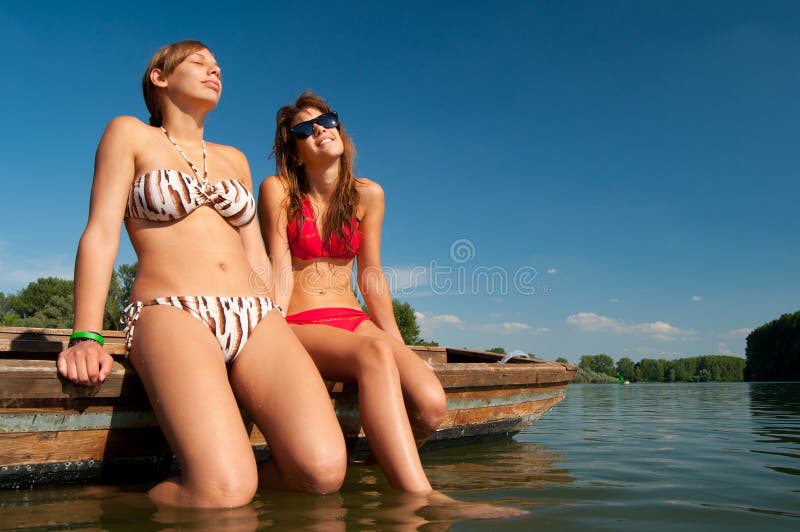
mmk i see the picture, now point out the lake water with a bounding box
[2,382,798,530]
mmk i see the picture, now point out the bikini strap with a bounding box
[160,126,208,183]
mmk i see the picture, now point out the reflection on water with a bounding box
[749,383,800,478]
[421,440,573,492]
[0,442,560,530]
[2,383,800,530]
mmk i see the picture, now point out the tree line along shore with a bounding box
[558,309,799,384]
[2,270,797,382]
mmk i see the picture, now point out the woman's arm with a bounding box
[58,116,139,385]
[257,176,294,311]
[356,180,403,342]
[229,149,273,298]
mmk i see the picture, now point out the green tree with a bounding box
[616,357,636,381]
[18,293,75,329]
[573,367,619,383]
[390,299,440,346]
[637,358,667,382]
[745,310,800,381]
[556,357,569,364]
[391,299,421,345]
[3,277,73,320]
[0,263,139,331]
[487,347,506,354]
[0,292,11,325]
[580,354,615,376]
[105,263,138,330]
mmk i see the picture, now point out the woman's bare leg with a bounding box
[290,324,432,493]
[353,321,447,446]
[229,312,346,494]
[128,306,259,508]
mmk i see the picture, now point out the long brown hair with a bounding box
[273,91,359,254]
[142,40,210,127]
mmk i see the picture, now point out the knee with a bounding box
[295,450,347,494]
[412,386,448,432]
[356,339,398,376]
[193,467,258,508]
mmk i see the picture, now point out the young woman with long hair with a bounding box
[57,42,346,509]
[260,94,527,518]
[257,91,446,491]
[260,92,447,494]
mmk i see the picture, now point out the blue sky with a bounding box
[1,1,798,363]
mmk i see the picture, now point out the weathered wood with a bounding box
[437,363,573,388]
[0,359,138,401]
[0,328,126,358]
[0,428,171,466]
[408,345,448,364]
[447,396,564,426]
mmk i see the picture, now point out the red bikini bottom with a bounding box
[285,307,370,332]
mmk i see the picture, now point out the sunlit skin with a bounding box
[259,104,527,518]
[57,46,346,509]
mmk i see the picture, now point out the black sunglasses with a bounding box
[289,111,339,140]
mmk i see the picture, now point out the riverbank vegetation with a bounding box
[744,310,800,381]
[0,265,136,330]
[573,353,746,383]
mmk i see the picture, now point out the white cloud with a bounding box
[566,312,694,341]
[720,328,753,339]
[415,312,463,329]
[610,298,620,303]
[716,342,734,356]
[691,295,703,302]
[476,322,551,335]
[502,322,531,333]
[547,268,558,275]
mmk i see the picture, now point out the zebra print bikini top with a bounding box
[125,128,256,227]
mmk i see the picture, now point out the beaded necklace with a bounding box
[160,126,208,183]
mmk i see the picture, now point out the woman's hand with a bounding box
[57,342,114,386]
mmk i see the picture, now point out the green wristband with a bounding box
[69,331,105,347]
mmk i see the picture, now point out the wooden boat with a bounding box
[0,326,577,488]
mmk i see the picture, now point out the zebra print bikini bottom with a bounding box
[122,296,285,364]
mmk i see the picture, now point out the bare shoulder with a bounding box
[356,177,385,206]
[102,115,148,140]
[211,142,247,161]
[207,142,252,185]
[95,116,151,162]
[259,174,289,200]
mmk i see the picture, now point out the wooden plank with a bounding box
[0,428,171,466]
[447,396,563,426]
[0,410,159,433]
[427,415,542,444]
[0,359,574,403]
[409,345,448,364]
[436,363,573,388]
[445,386,566,410]
[0,359,140,401]
[0,329,127,359]
[0,386,566,435]
[0,327,126,341]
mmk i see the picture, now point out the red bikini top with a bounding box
[287,197,360,260]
